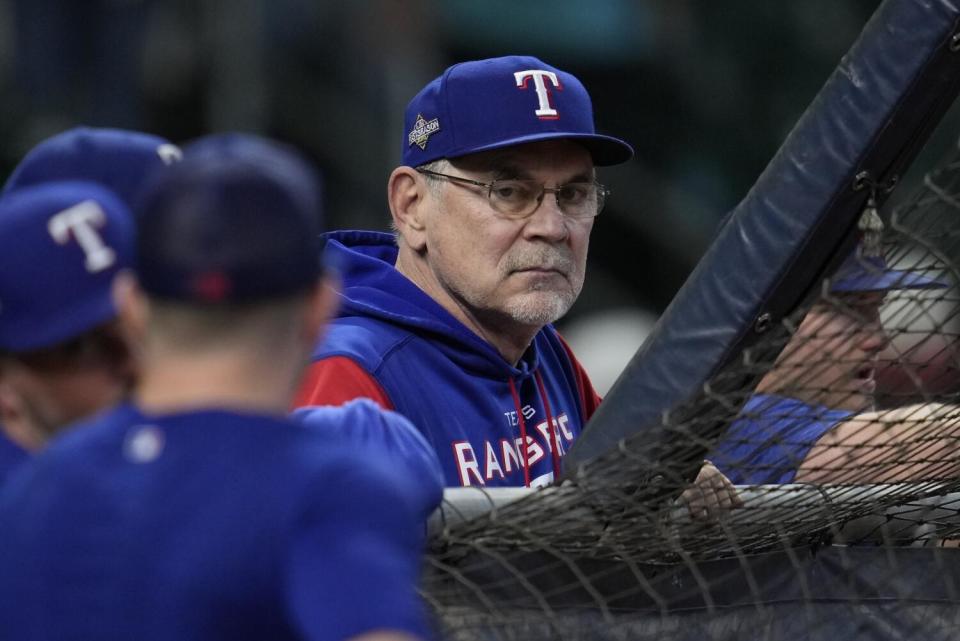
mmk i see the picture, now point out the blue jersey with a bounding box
[0,431,27,486]
[0,401,436,641]
[710,394,853,484]
[291,401,444,520]
[296,231,601,488]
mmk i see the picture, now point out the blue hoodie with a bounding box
[296,230,601,487]
[0,432,27,486]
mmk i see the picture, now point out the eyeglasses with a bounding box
[416,168,609,220]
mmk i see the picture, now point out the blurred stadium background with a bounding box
[2,0,957,393]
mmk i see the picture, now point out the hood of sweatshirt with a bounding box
[323,230,550,381]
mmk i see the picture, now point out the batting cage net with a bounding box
[422,1,960,639]
[421,159,960,638]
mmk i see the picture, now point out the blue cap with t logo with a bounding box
[402,55,634,168]
[0,181,135,352]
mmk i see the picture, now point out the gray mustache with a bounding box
[506,249,575,273]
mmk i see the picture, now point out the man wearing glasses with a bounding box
[294,56,739,513]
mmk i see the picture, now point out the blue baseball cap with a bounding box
[830,250,948,293]
[135,133,325,304]
[402,55,634,168]
[0,181,135,352]
[3,126,182,207]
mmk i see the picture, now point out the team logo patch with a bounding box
[408,113,441,150]
[515,69,563,120]
[47,200,116,273]
[124,425,166,463]
[156,143,183,165]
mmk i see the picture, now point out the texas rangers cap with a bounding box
[402,55,634,167]
[135,133,324,304]
[0,181,135,352]
[3,126,182,207]
[830,249,947,293]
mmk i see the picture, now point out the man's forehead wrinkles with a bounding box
[455,160,595,185]
[454,141,594,171]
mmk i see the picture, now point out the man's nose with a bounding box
[522,192,571,242]
[859,320,890,353]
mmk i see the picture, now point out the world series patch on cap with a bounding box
[402,55,634,168]
[135,133,325,304]
[0,181,135,352]
[3,126,182,207]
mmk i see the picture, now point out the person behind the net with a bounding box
[0,126,182,482]
[711,246,960,485]
[292,54,739,514]
[0,134,439,641]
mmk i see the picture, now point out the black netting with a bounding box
[416,1,960,635]
[421,126,960,641]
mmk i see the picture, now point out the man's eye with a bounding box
[491,181,534,202]
[559,183,591,204]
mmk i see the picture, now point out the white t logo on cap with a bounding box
[514,69,562,119]
[47,200,116,273]
[156,143,183,165]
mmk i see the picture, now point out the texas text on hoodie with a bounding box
[294,231,602,488]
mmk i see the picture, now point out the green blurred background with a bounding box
[7,0,954,390]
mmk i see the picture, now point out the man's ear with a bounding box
[0,380,44,452]
[387,166,429,252]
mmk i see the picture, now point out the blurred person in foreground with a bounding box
[0,181,134,473]
[712,246,960,485]
[0,126,181,482]
[292,55,739,517]
[0,134,438,641]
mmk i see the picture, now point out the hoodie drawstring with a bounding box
[507,378,532,488]
[534,371,562,482]
[508,374,562,487]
